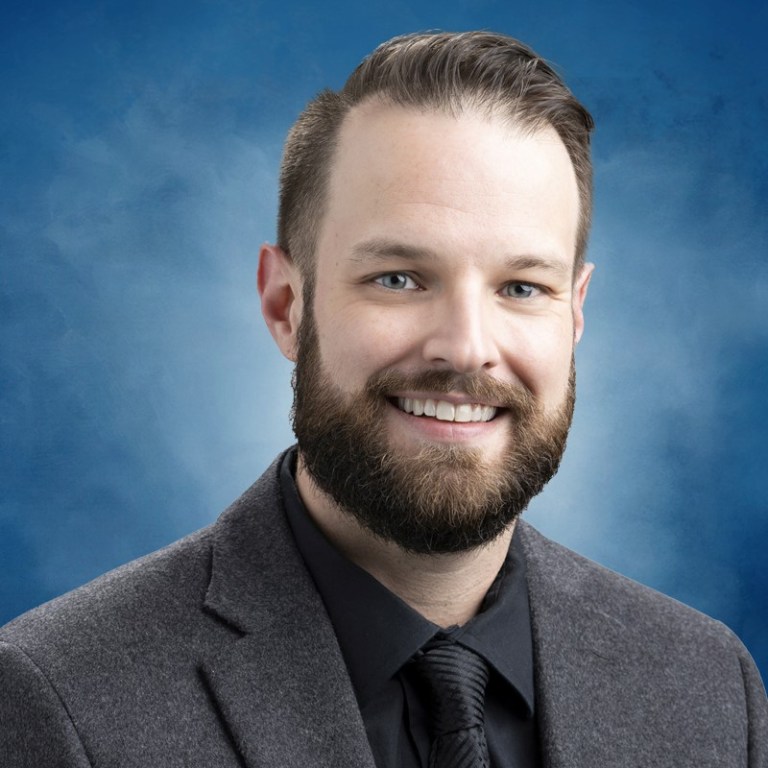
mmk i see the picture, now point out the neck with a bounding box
[295,458,515,628]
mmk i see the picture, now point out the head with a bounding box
[277,30,594,290]
[260,31,594,554]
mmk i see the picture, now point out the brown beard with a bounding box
[292,309,575,554]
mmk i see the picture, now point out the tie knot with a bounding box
[412,638,490,736]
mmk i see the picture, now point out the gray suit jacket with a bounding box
[1,454,766,767]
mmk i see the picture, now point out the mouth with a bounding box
[394,396,498,424]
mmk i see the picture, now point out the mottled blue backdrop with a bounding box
[1,0,766,679]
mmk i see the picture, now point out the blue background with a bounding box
[1,0,766,680]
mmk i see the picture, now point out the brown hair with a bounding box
[277,31,594,281]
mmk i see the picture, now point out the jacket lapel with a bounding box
[199,459,377,768]
[519,522,634,768]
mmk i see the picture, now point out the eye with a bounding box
[501,282,540,299]
[374,273,419,290]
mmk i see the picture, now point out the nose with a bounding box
[421,289,502,373]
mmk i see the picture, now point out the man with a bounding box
[1,31,765,767]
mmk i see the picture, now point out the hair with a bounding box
[277,31,594,283]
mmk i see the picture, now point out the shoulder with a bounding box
[0,452,287,667]
[517,521,768,764]
[0,454,296,764]
[518,520,747,651]
[1,524,214,659]
[518,520,767,705]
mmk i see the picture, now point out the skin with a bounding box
[259,100,593,627]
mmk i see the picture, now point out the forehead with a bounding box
[318,100,579,268]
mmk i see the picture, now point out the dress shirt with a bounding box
[280,448,541,767]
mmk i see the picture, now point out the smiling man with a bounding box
[1,31,766,768]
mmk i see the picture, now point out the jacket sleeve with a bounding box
[742,647,768,768]
[0,641,93,767]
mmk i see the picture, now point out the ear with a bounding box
[258,243,304,362]
[572,262,594,344]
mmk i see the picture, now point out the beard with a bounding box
[292,310,575,555]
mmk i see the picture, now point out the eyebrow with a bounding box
[350,237,571,276]
[503,254,571,277]
[350,238,438,264]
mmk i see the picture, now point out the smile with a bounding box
[396,397,497,423]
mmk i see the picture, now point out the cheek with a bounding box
[501,320,574,399]
[315,306,415,384]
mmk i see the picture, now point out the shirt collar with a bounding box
[280,447,535,715]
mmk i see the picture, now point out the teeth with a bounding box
[455,404,472,422]
[396,397,497,423]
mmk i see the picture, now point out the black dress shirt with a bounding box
[280,449,541,768]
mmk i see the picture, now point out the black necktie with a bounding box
[412,637,491,768]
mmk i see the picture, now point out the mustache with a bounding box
[365,369,536,417]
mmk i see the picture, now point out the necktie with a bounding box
[412,637,491,768]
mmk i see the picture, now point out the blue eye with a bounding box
[375,273,418,290]
[503,282,539,299]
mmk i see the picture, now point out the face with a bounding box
[283,102,592,553]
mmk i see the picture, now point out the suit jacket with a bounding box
[1,453,766,767]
